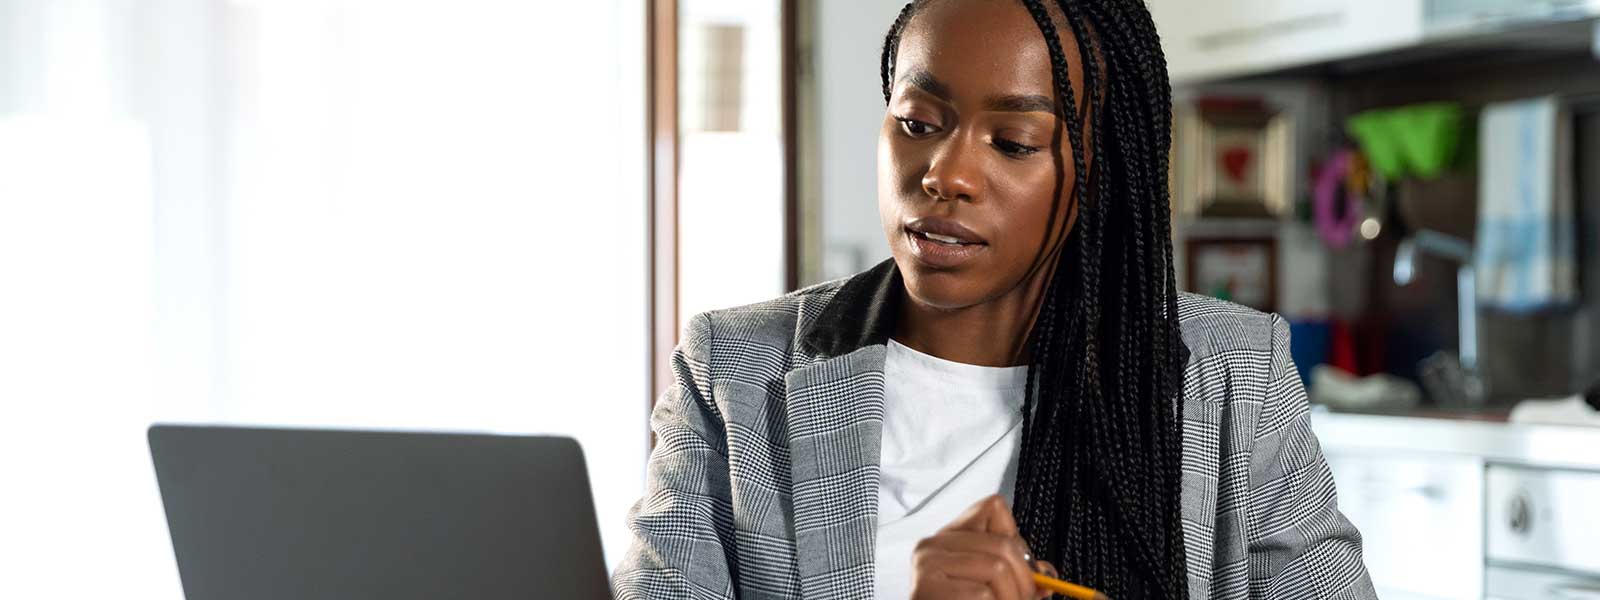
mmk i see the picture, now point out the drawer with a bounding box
[1487,465,1600,574]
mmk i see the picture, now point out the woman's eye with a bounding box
[896,117,937,137]
[993,137,1041,157]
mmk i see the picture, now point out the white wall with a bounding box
[678,0,788,320]
[811,0,908,283]
[0,1,648,597]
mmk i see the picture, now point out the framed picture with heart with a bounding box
[1185,236,1278,313]
[1173,97,1293,219]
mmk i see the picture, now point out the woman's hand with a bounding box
[910,495,1056,600]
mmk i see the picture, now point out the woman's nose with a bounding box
[921,140,982,201]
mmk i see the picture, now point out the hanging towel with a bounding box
[1475,96,1577,312]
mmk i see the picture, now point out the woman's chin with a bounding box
[899,269,990,312]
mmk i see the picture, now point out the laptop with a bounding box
[148,425,613,600]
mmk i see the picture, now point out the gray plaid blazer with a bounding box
[614,260,1376,600]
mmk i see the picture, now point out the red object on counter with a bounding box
[1328,319,1360,375]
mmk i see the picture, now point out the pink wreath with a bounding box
[1314,150,1365,249]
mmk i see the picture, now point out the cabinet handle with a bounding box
[1507,494,1532,535]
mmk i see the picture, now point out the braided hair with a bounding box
[881,2,1188,598]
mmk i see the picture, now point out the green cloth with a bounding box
[1346,102,1463,180]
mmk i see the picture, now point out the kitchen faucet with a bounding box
[1394,229,1485,404]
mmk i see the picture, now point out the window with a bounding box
[0,2,648,597]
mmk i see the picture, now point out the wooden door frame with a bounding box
[648,0,799,409]
[780,0,800,293]
[648,0,681,407]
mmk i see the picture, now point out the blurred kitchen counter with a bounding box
[1312,407,1600,471]
[1310,408,1600,599]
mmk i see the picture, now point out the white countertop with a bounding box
[1311,409,1600,471]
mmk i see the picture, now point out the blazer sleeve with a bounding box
[1245,316,1379,600]
[612,313,738,600]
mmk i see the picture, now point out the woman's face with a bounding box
[878,0,1087,311]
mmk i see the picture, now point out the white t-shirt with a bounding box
[874,339,1028,600]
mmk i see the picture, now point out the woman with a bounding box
[615,1,1375,598]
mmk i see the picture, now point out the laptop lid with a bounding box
[148,425,612,600]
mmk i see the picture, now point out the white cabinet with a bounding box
[1148,0,1425,84]
[1426,0,1600,35]
[1313,413,1600,600]
[1324,451,1485,600]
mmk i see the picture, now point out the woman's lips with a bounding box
[905,217,986,244]
[906,227,987,269]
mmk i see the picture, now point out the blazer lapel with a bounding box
[1179,357,1223,600]
[784,345,887,599]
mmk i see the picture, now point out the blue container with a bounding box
[1288,320,1332,389]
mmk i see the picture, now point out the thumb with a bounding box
[1032,560,1060,600]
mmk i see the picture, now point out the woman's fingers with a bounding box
[1031,560,1060,599]
[912,546,1021,600]
[1034,559,1058,579]
[912,574,992,600]
[922,531,1034,598]
[943,494,1022,536]
[912,495,1050,600]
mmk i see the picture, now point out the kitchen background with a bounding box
[799,1,1600,599]
[2,0,1597,598]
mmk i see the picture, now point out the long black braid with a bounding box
[880,2,1188,598]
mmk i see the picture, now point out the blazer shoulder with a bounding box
[1176,291,1280,365]
[686,276,848,351]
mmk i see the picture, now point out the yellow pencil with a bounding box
[1031,572,1112,600]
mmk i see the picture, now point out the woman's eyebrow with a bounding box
[901,70,954,103]
[900,70,1056,115]
[984,94,1056,114]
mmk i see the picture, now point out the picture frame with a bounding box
[1185,236,1278,313]
[1174,98,1294,219]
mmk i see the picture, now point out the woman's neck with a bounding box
[891,267,1053,368]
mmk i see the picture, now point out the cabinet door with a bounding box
[1324,451,1484,600]
[1486,465,1600,575]
[1149,0,1424,84]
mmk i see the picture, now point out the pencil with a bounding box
[1031,572,1112,600]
